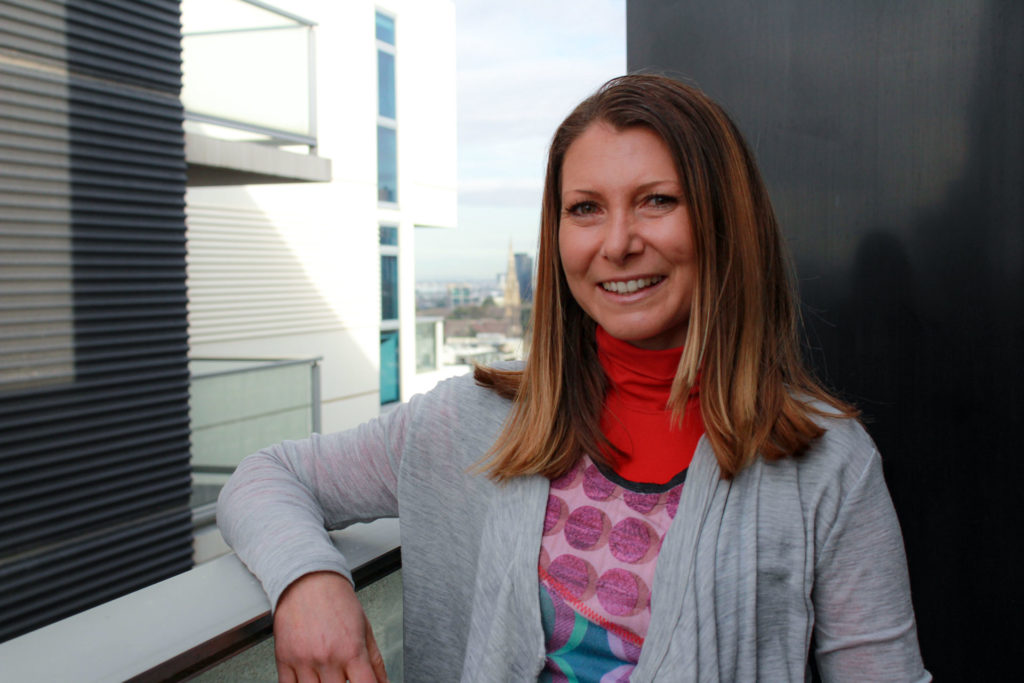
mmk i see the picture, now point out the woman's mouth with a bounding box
[600,275,665,294]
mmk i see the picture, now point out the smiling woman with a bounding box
[218,74,929,682]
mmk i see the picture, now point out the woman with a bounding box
[218,75,928,682]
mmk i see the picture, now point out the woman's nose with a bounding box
[601,211,643,264]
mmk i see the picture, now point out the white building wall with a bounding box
[186,0,457,430]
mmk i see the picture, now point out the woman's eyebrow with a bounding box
[564,180,679,196]
[634,179,679,192]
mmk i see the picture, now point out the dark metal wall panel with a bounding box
[0,511,193,640]
[0,1,67,67]
[0,0,190,642]
[66,0,182,91]
[628,1,1022,678]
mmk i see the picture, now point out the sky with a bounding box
[414,0,626,282]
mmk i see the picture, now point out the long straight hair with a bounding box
[475,74,857,481]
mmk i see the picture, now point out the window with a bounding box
[377,126,397,203]
[381,254,398,321]
[379,331,400,404]
[380,224,399,404]
[379,224,398,246]
[375,11,395,44]
[376,11,397,205]
[377,51,395,119]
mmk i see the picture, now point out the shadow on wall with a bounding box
[794,2,1024,676]
[627,0,1023,678]
[185,185,379,410]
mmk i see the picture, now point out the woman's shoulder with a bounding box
[387,363,522,484]
[415,360,523,403]
[403,361,522,433]
[755,404,880,501]
[807,407,876,462]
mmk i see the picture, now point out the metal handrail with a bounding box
[184,112,317,149]
[189,356,322,381]
[234,0,315,27]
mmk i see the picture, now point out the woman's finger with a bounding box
[342,656,382,683]
[316,665,346,683]
[277,662,298,683]
[363,614,389,682]
[285,663,321,683]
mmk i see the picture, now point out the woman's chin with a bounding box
[598,322,688,351]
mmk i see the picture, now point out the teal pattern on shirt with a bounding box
[539,582,637,683]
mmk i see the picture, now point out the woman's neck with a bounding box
[596,326,703,485]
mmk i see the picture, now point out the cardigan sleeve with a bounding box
[216,394,414,611]
[811,448,930,682]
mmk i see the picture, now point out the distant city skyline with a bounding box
[414,0,626,282]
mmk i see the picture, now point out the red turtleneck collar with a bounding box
[596,326,704,484]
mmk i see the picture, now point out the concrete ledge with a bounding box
[185,132,332,186]
[0,518,400,682]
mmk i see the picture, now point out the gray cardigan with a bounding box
[217,370,929,682]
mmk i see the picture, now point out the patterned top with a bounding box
[539,456,685,681]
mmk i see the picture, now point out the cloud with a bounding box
[419,0,625,281]
[458,186,543,208]
[455,0,626,191]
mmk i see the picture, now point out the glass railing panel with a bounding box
[416,318,441,373]
[189,357,321,513]
[181,0,316,146]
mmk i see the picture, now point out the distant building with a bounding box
[503,242,522,310]
[515,253,534,303]
[447,283,474,307]
[503,242,523,337]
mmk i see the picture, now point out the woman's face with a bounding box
[558,122,696,350]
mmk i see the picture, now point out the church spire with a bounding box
[504,239,522,337]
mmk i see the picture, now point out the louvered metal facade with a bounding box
[0,0,191,642]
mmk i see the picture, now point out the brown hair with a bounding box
[475,74,857,480]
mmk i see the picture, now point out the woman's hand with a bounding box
[273,571,389,682]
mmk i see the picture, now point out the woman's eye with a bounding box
[646,194,678,208]
[567,201,599,216]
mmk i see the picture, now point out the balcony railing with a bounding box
[0,519,402,682]
[180,0,318,151]
[189,357,321,536]
[415,317,443,373]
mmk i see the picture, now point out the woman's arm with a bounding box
[217,404,406,607]
[811,448,930,682]
[217,401,413,682]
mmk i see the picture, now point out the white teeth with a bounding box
[601,276,663,293]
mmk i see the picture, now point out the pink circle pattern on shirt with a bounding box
[540,456,684,646]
